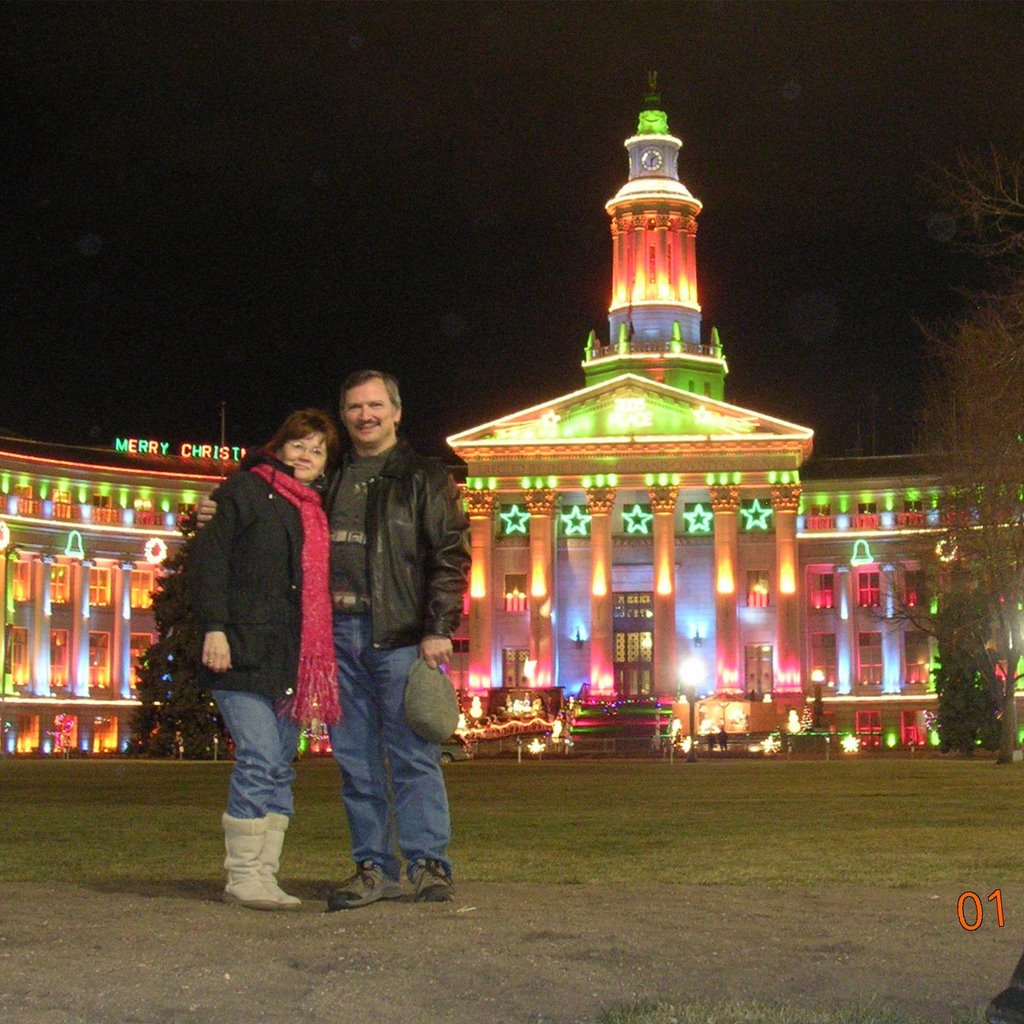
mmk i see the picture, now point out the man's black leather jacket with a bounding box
[324,441,470,649]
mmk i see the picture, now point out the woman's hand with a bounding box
[202,631,232,673]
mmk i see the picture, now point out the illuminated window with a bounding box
[12,560,32,602]
[91,494,112,509]
[52,490,74,520]
[857,632,882,685]
[809,633,836,687]
[806,503,834,529]
[50,564,70,604]
[903,569,923,608]
[8,626,29,690]
[89,567,111,607]
[810,572,834,610]
[88,632,111,690]
[13,484,33,499]
[857,571,880,608]
[177,502,197,516]
[130,633,152,690]
[746,570,770,608]
[503,574,527,613]
[50,630,69,690]
[502,648,529,687]
[904,631,931,684]
[855,710,882,744]
[901,709,927,746]
[133,498,153,511]
[857,501,877,515]
[613,592,654,620]
[130,570,154,609]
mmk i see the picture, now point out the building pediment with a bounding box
[448,374,813,454]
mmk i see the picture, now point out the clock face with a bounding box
[640,147,663,171]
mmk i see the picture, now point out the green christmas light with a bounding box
[622,504,654,535]
[560,505,592,537]
[739,499,773,531]
[499,505,530,536]
[682,503,714,534]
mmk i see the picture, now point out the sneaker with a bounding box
[411,859,453,903]
[325,861,402,912]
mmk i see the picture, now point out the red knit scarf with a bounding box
[252,462,341,726]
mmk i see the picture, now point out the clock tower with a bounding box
[583,74,727,398]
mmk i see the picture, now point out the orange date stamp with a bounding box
[958,889,1005,931]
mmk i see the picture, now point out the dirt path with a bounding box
[1,880,1018,1023]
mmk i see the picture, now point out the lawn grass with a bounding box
[0,756,1020,888]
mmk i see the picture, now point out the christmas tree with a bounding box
[129,513,227,757]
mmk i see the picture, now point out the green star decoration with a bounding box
[499,504,531,535]
[683,503,714,534]
[622,504,654,535]
[560,505,592,537]
[740,499,774,531]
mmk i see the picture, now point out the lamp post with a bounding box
[679,655,705,764]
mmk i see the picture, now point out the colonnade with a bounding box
[463,482,803,697]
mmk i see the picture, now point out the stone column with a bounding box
[710,486,740,692]
[113,562,134,699]
[835,565,853,694]
[881,562,900,693]
[586,485,615,696]
[772,484,802,694]
[524,488,557,689]
[464,489,496,691]
[71,560,92,698]
[30,558,50,696]
[649,485,679,697]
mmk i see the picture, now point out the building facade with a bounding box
[0,435,238,754]
[446,87,974,746]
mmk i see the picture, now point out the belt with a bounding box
[331,529,366,544]
[333,591,369,611]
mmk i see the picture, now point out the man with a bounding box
[323,370,469,908]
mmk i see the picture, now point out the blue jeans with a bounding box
[212,689,301,819]
[327,614,452,881]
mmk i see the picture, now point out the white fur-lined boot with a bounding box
[222,813,280,911]
[259,813,302,909]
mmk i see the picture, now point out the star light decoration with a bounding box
[622,504,654,535]
[740,499,774,531]
[682,502,714,534]
[559,505,592,537]
[499,504,530,536]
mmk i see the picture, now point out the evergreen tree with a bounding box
[129,514,227,757]
[932,588,1001,755]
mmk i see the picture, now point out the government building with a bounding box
[0,88,981,755]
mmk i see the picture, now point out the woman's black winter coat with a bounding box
[190,458,304,699]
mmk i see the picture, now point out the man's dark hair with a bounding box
[340,370,402,412]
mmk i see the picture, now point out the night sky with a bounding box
[4,1,1022,460]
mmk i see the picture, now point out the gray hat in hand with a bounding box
[404,659,460,743]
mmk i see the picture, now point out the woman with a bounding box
[192,408,341,910]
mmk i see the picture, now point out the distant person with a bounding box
[192,409,341,910]
[718,724,728,751]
